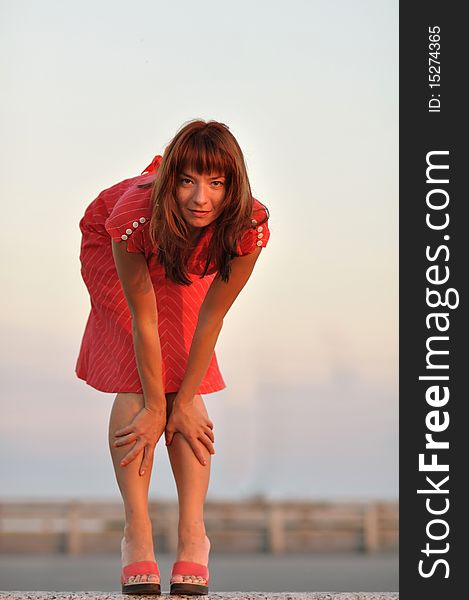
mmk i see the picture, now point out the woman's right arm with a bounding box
[110,239,166,474]
[111,238,166,413]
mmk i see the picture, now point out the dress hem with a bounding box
[75,370,227,395]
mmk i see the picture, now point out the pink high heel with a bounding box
[120,560,161,595]
[170,560,209,595]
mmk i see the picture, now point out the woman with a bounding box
[75,119,271,595]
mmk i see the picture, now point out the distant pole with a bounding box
[66,500,82,555]
[363,502,380,553]
[268,504,286,554]
[166,503,179,553]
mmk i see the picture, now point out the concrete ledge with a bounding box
[0,593,399,599]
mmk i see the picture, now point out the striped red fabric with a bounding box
[75,156,270,394]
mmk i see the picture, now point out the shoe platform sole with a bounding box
[122,582,161,595]
[170,582,209,595]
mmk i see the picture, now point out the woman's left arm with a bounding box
[174,246,263,407]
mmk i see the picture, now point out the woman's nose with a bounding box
[192,185,209,206]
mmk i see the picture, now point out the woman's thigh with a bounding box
[165,392,208,419]
[111,392,145,417]
[112,392,209,421]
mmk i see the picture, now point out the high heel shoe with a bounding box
[121,560,161,595]
[170,560,209,595]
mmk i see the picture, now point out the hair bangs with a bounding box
[178,133,234,179]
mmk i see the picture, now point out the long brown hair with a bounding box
[143,119,268,285]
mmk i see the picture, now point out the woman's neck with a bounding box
[187,227,204,247]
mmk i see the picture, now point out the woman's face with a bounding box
[176,168,226,234]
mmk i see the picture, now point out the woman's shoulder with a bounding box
[251,197,269,225]
[102,155,162,243]
[104,174,154,244]
[236,196,271,256]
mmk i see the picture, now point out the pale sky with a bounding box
[0,0,398,500]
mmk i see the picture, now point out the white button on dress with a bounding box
[139,217,146,224]
[121,234,128,240]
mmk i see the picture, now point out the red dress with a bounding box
[75,155,271,394]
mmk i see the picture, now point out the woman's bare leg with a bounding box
[108,392,159,584]
[166,392,212,584]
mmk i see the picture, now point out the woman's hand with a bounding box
[165,402,215,466]
[113,407,166,476]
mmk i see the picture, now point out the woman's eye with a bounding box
[180,177,192,184]
[212,181,224,187]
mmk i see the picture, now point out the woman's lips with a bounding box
[189,209,210,217]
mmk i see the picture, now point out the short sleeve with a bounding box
[237,199,271,256]
[104,184,153,253]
